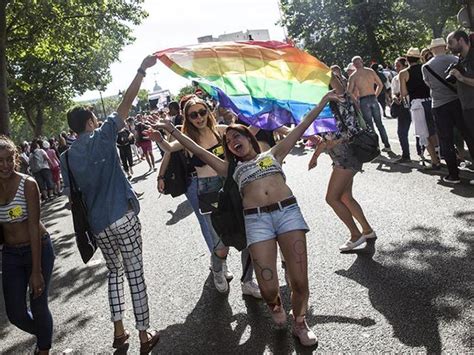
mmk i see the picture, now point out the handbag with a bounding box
[332,99,380,163]
[211,160,247,251]
[198,191,220,214]
[163,151,190,197]
[350,129,381,163]
[390,101,402,118]
[65,151,97,264]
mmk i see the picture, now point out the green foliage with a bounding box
[175,84,195,103]
[5,0,148,136]
[279,0,459,67]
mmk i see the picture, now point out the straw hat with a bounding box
[406,47,421,58]
[428,38,446,49]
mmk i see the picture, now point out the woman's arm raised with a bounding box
[271,91,342,163]
[146,121,229,177]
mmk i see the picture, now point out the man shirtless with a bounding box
[348,56,391,150]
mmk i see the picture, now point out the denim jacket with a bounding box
[60,113,140,234]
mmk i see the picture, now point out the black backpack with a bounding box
[163,151,191,197]
[211,159,247,251]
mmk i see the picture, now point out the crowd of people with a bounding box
[0,29,473,353]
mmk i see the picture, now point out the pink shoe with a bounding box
[291,312,318,346]
[268,303,287,326]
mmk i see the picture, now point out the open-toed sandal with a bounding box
[140,330,160,354]
[112,330,130,349]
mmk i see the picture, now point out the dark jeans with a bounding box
[432,100,466,178]
[359,95,390,148]
[2,235,55,350]
[118,145,133,172]
[397,106,412,158]
[462,108,474,160]
[33,168,54,192]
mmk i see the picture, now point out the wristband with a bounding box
[137,67,146,76]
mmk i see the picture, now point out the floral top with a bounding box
[319,95,361,141]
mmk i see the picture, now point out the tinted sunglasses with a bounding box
[188,108,208,120]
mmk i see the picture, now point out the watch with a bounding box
[137,67,146,76]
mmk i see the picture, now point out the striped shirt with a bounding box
[233,151,286,191]
[0,175,28,223]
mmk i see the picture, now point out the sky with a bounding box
[77,0,286,102]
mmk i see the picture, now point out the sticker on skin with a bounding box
[258,156,274,170]
[212,145,224,157]
[8,205,23,220]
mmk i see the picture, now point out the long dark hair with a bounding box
[223,124,261,162]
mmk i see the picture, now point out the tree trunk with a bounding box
[0,0,10,136]
[34,105,44,137]
[360,5,383,63]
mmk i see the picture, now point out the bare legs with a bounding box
[325,167,372,241]
[249,230,309,317]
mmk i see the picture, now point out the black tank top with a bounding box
[190,143,225,168]
[406,64,430,101]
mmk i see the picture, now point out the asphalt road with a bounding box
[1,118,473,354]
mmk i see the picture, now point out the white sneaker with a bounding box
[211,269,229,293]
[339,236,366,251]
[241,279,262,299]
[222,259,234,281]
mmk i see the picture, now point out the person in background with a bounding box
[117,126,135,179]
[19,142,30,174]
[0,135,55,354]
[28,141,54,201]
[42,141,61,196]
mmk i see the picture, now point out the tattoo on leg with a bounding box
[253,260,274,281]
[293,240,306,273]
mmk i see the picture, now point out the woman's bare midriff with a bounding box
[2,220,47,246]
[240,175,293,209]
[195,164,219,178]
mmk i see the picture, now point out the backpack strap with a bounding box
[425,65,457,94]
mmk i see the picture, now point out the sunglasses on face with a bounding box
[188,108,208,120]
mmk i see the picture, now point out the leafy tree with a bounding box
[1,0,147,136]
[405,0,459,38]
[175,84,195,103]
[279,0,450,67]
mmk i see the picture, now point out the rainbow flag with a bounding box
[154,41,337,136]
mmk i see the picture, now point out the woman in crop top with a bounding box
[147,89,342,347]
[0,136,55,354]
[150,95,261,299]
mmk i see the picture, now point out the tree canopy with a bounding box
[1,0,147,138]
[279,0,459,68]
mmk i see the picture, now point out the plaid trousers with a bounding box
[95,211,150,330]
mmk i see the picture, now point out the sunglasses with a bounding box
[188,108,208,120]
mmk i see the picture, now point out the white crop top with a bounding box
[233,151,286,191]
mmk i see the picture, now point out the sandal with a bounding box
[112,330,130,349]
[140,330,160,354]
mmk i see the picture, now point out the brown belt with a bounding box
[243,196,297,216]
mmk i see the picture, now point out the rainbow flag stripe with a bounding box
[155,41,337,135]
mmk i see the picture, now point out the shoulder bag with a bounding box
[65,151,97,263]
[163,151,190,197]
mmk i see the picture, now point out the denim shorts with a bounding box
[244,200,310,246]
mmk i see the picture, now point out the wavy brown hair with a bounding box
[223,124,261,162]
[0,135,20,171]
[180,95,219,144]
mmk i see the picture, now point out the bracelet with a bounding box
[137,67,146,76]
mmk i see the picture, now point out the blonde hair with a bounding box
[181,96,219,143]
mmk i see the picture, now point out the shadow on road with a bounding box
[336,210,473,354]
[165,200,193,226]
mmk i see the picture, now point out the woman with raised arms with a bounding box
[147,90,342,347]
